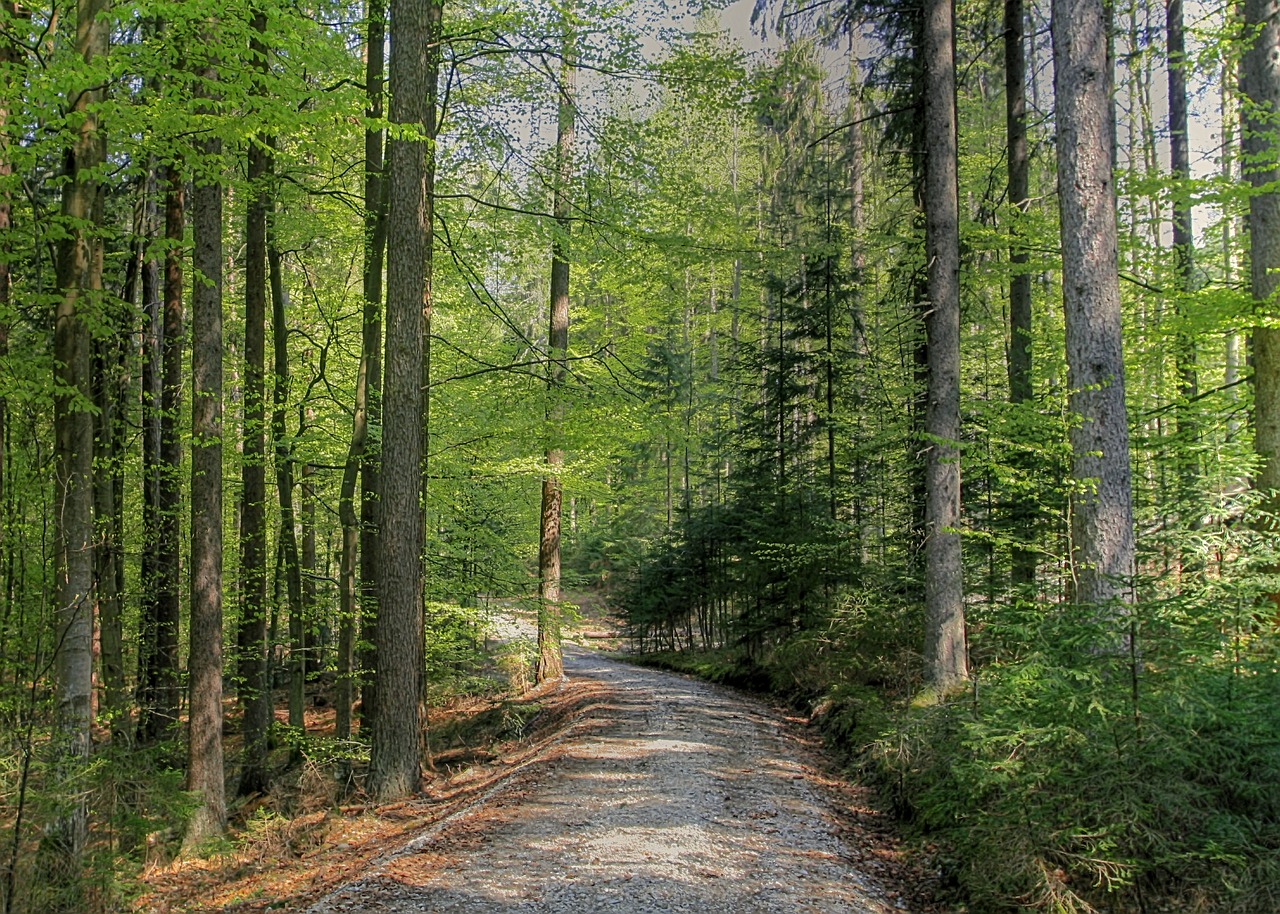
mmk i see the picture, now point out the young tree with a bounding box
[1052,0,1135,613]
[369,0,442,801]
[921,0,966,689]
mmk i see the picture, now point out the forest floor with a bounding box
[134,616,941,913]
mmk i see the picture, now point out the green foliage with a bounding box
[865,641,1280,914]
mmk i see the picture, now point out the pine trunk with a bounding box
[1005,0,1036,593]
[922,0,967,689]
[1053,0,1136,616]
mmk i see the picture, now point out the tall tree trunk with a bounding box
[1053,0,1136,616]
[0,10,12,691]
[922,0,967,689]
[46,0,107,888]
[1167,0,1197,418]
[185,44,227,852]
[138,165,184,746]
[1223,66,1241,440]
[137,158,163,746]
[1005,0,1036,593]
[1245,0,1280,541]
[93,220,129,732]
[269,238,305,734]
[341,0,388,745]
[537,35,576,685]
[369,0,440,801]
[358,0,388,737]
[238,9,272,796]
[301,462,317,670]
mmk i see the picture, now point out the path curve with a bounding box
[307,648,910,914]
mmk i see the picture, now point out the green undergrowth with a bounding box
[632,610,1280,913]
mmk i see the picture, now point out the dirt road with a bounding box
[307,648,913,914]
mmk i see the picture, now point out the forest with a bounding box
[1,0,1278,910]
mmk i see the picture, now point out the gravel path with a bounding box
[307,648,910,914]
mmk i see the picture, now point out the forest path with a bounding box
[306,648,914,914]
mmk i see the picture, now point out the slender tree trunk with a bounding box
[46,0,107,888]
[238,9,272,795]
[93,239,127,732]
[268,239,305,733]
[138,165,184,746]
[358,0,388,737]
[185,44,227,852]
[1053,0,1136,615]
[369,0,441,800]
[1223,70,1241,440]
[1167,0,1197,419]
[537,36,576,685]
[137,156,164,745]
[0,13,12,699]
[922,0,967,689]
[1005,0,1036,593]
[341,0,388,744]
[301,462,317,670]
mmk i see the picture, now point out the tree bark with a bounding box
[138,165,184,746]
[922,0,967,690]
[341,0,388,745]
[47,0,107,886]
[358,0,388,737]
[238,9,272,796]
[185,44,227,852]
[369,0,441,801]
[1167,0,1197,419]
[93,221,127,733]
[1244,0,1280,524]
[537,35,576,685]
[269,238,305,735]
[1053,0,1136,614]
[1005,0,1036,593]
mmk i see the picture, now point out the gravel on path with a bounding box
[306,647,914,914]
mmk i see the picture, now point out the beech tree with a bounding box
[536,33,576,685]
